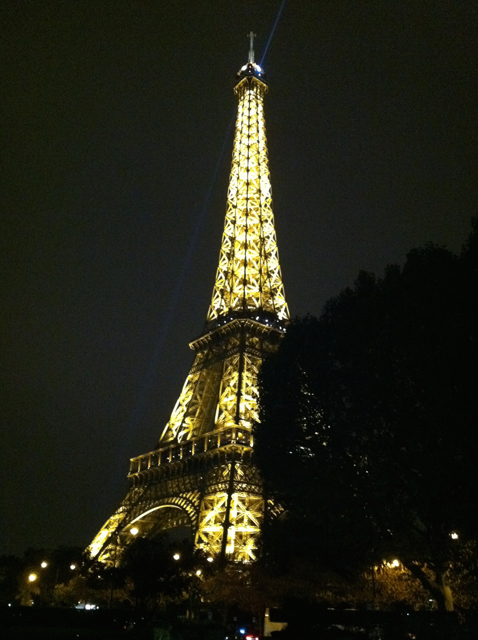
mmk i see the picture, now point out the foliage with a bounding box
[53,574,114,607]
[115,533,207,611]
[0,546,87,606]
[370,564,431,610]
[256,220,478,612]
[0,555,24,604]
[447,541,478,610]
[200,563,289,619]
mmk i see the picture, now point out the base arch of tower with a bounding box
[127,494,199,534]
[125,501,195,545]
[90,494,202,564]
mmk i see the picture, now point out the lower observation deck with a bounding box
[129,425,253,478]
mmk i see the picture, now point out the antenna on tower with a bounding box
[248,31,256,63]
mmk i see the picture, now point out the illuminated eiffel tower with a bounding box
[89,34,289,564]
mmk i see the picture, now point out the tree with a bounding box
[256,221,478,612]
[200,562,291,623]
[0,555,24,604]
[117,533,205,611]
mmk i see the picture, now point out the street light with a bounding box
[28,573,37,582]
[130,527,139,536]
[173,553,180,561]
[40,561,48,569]
[70,564,77,570]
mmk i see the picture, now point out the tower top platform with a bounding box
[236,30,266,85]
[236,61,266,85]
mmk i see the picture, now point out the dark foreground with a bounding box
[0,607,226,640]
[1,606,478,639]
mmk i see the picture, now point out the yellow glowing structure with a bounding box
[88,37,288,564]
[207,59,288,324]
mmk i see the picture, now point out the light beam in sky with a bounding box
[260,0,287,67]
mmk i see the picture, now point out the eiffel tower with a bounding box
[88,34,290,564]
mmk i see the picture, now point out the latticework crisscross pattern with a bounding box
[207,76,289,323]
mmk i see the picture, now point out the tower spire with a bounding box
[248,31,256,63]
[208,41,288,326]
[88,49,289,564]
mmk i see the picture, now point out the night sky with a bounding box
[1,1,476,556]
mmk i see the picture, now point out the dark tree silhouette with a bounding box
[256,220,478,611]
[118,533,206,611]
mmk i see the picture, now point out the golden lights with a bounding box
[88,60,288,565]
[208,76,289,324]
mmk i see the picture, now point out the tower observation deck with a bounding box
[88,39,289,563]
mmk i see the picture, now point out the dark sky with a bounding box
[1,1,476,556]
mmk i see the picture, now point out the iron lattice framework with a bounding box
[88,46,289,564]
[207,65,288,324]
